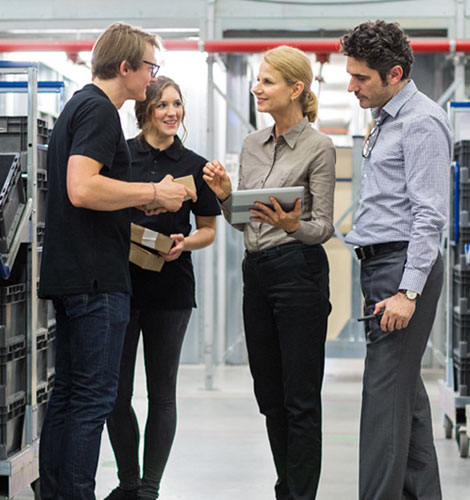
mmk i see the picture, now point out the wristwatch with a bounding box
[399,289,419,301]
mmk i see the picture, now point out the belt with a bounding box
[245,241,310,260]
[354,241,408,260]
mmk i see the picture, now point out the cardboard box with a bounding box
[129,242,165,272]
[130,223,173,254]
[145,175,196,210]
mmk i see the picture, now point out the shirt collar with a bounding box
[133,135,184,160]
[372,80,417,122]
[261,116,310,148]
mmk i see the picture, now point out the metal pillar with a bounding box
[455,0,467,101]
[326,135,365,358]
[223,55,250,365]
[203,0,216,390]
[25,65,39,445]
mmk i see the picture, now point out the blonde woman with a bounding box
[203,46,336,500]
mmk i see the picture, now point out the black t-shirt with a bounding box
[128,135,220,310]
[39,84,132,298]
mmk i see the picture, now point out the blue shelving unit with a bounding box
[439,101,470,458]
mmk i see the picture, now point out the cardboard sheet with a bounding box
[129,242,165,272]
[145,175,196,210]
[130,223,173,254]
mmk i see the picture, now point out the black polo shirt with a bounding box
[39,84,132,297]
[128,136,220,309]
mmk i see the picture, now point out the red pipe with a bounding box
[456,40,470,52]
[164,40,199,51]
[204,38,341,53]
[0,38,470,54]
[409,38,451,53]
[0,40,94,52]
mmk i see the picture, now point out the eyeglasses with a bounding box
[362,121,381,158]
[142,60,160,78]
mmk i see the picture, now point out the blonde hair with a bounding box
[135,76,187,142]
[92,22,161,80]
[263,45,318,122]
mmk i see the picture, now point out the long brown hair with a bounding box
[134,76,187,142]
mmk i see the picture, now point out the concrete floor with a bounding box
[15,356,470,500]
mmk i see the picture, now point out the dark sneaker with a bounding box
[104,486,139,500]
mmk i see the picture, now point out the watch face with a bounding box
[406,290,418,300]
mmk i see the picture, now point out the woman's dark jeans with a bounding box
[39,292,130,500]
[106,307,192,499]
[242,241,331,500]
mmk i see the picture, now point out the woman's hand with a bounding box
[250,197,302,233]
[159,233,185,262]
[144,207,167,216]
[202,160,232,202]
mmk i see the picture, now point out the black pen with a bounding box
[357,311,384,322]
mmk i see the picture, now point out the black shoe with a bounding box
[104,486,139,500]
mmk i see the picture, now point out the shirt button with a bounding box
[153,159,158,165]
[353,225,356,230]
[150,171,155,174]
[364,174,367,178]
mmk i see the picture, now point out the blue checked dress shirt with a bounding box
[345,80,452,294]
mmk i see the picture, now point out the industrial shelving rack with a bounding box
[439,101,470,458]
[0,61,63,499]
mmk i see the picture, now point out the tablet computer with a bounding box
[229,186,304,224]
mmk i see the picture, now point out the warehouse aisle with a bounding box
[15,356,470,499]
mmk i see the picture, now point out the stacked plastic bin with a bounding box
[0,116,55,459]
[452,140,470,397]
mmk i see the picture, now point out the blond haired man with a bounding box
[38,23,195,500]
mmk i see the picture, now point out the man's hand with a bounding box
[374,292,416,332]
[156,175,196,212]
[159,233,185,262]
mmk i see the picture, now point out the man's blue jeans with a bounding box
[39,292,130,500]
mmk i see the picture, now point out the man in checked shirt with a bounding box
[341,20,452,500]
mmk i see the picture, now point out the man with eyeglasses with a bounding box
[142,59,160,78]
[341,20,452,500]
[38,22,196,500]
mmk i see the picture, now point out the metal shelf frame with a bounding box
[439,101,470,459]
[0,60,62,499]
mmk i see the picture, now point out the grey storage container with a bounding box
[0,153,26,253]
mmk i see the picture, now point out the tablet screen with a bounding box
[229,186,304,224]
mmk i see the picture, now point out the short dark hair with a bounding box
[340,20,414,83]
